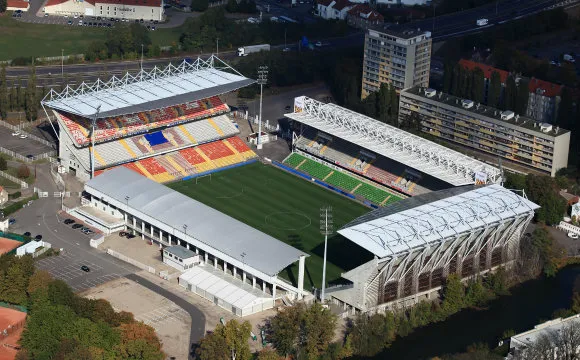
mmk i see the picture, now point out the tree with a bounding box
[197,330,229,360]
[17,164,30,179]
[25,66,38,121]
[198,319,252,360]
[531,226,561,277]
[0,65,7,120]
[0,156,6,171]
[0,0,6,13]
[191,0,209,12]
[377,83,391,124]
[450,64,462,96]
[389,83,398,125]
[300,302,337,359]
[515,78,529,116]
[441,273,465,316]
[471,67,485,104]
[115,322,164,360]
[225,0,238,12]
[269,304,302,357]
[348,312,396,356]
[503,74,517,111]
[443,61,453,94]
[256,348,284,360]
[487,71,502,108]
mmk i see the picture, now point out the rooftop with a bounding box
[459,59,510,83]
[96,0,162,6]
[529,77,563,98]
[511,314,580,349]
[7,0,30,8]
[41,56,254,119]
[348,4,383,21]
[165,245,197,259]
[338,184,539,259]
[368,26,431,40]
[403,86,570,137]
[85,167,307,277]
[286,96,501,186]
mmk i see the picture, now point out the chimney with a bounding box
[555,126,559,134]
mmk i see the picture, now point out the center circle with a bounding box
[265,212,312,231]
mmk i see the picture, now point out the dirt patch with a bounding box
[0,307,27,360]
[0,238,22,256]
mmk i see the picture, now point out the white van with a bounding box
[476,18,489,26]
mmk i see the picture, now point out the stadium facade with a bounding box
[326,184,539,314]
[43,0,164,21]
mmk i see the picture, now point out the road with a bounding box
[7,163,205,358]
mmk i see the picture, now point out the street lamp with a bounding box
[241,252,246,282]
[320,206,333,302]
[61,49,64,78]
[257,66,268,150]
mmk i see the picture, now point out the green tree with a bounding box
[556,86,575,129]
[197,330,228,360]
[487,71,502,108]
[531,226,561,277]
[450,63,462,96]
[515,78,529,116]
[441,273,465,316]
[348,312,396,356]
[25,66,38,121]
[0,0,6,13]
[0,65,7,120]
[191,0,209,11]
[269,304,302,357]
[17,164,30,179]
[389,83,398,125]
[471,67,485,104]
[114,322,164,360]
[503,74,517,111]
[443,61,453,94]
[525,174,566,225]
[225,0,238,12]
[256,347,284,360]
[0,156,6,171]
[465,277,492,307]
[377,83,391,124]
[300,302,337,359]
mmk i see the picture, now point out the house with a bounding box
[0,187,7,207]
[347,4,383,29]
[317,0,354,20]
[459,59,562,123]
[163,246,200,272]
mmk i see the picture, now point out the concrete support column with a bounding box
[150,225,154,238]
[262,280,266,293]
[214,257,217,269]
[187,243,191,250]
[133,217,136,228]
[159,230,163,243]
[168,234,172,246]
[243,271,247,284]
[224,261,228,274]
[124,212,127,230]
[272,283,277,300]
[233,267,237,279]
[195,248,199,254]
[298,255,305,299]
[159,243,162,249]
[205,253,209,264]
[252,276,256,288]
[141,221,145,240]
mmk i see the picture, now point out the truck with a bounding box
[237,44,270,57]
[476,18,488,26]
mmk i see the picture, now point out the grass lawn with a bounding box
[168,162,373,290]
[0,176,20,189]
[0,15,106,61]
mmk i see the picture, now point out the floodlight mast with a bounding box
[320,206,333,303]
[257,66,268,150]
[90,105,101,179]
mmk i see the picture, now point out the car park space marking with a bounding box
[36,257,104,281]
[135,304,189,330]
[71,274,122,292]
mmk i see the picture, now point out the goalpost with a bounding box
[195,173,212,184]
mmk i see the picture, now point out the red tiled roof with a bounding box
[459,59,509,84]
[528,77,562,98]
[317,0,333,6]
[7,0,29,8]
[347,4,383,21]
[96,0,162,6]
[0,186,4,193]
[45,0,69,6]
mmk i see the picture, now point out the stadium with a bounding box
[42,57,538,316]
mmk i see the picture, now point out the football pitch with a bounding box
[168,162,373,290]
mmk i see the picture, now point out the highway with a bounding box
[4,0,576,81]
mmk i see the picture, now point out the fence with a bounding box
[36,54,84,63]
[106,248,156,274]
[90,235,105,249]
[32,243,52,258]
[0,121,55,148]
[0,170,28,189]
[558,221,580,236]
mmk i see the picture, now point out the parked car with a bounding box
[119,231,127,237]
[19,134,28,139]
[64,219,75,225]
[72,224,83,229]
[81,265,90,272]
[127,233,136,239]
[568,232,579,239]
[315,41,322,47]
[35,235,42,240]
[8,218,16,225]
[285,105,291,111]
[23,232,31,237]
[11,131,20,136]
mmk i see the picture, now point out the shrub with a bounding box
[0,156,7,171]
[17,165,30,179]
[8,191,21,200]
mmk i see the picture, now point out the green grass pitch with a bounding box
[168,162,373,290]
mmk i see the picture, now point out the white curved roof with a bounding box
[42,56,254,119]
[338,184,539,258]
[285,97,501,186]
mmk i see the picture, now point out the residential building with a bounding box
[0,186,7,206]
[507,314,580,359]
[43,0,164,21]
[163,246,200,271]
[399,86,571,176]
[316,0,354,20]
[459,59,562,123]
[361,27,431,99]
[346,4,383,29]
[7,0,30,11]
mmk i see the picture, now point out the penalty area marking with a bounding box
[265,211,312,231]
[215,187,246,199]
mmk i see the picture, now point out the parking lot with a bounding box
[35,251,124,292]
[0,125,55,157]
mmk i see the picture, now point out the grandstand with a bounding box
[328,184,539,314]
[285,96,502,192]
[41,56,257,182]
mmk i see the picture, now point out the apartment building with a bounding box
[346,4,384,30]
[361,27,431,99]
[399,86,570,176]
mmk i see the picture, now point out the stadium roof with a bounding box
[85,167,307,277]
[338,184,539,259]
[285,97,502,186]
[41,56,254,119]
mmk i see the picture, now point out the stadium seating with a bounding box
[56,96,230,147]
[283,153,403,206]
[95,136,257,183]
